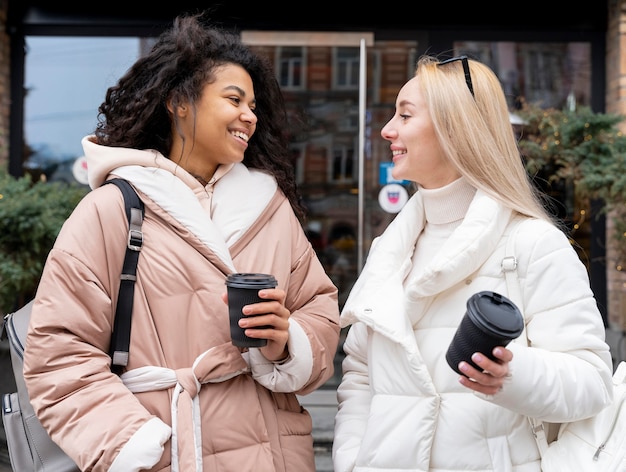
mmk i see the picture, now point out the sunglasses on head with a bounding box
[437,55,475,98]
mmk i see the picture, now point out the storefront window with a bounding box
[453,41,591,109]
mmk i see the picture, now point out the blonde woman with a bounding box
[332,55,613,471]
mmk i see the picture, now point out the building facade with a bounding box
[2,1,626,371]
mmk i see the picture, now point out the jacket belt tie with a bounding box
[120,342,250,472]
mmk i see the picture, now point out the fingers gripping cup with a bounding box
[226,273,277,348]
[446,291,524,376]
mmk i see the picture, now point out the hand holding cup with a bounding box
[446,291,524,376]
[226,273,278,348]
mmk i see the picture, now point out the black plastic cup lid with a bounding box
[466,291,524,338]
[226,273,277,288]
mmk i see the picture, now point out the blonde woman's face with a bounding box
[381,76,460,189]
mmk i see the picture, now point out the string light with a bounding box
[572,209,585,232]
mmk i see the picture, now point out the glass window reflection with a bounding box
[24,37,140,185]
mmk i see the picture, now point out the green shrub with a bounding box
[0,167,88,314]
[517,103,626,266]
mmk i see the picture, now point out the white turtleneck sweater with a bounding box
[405,177,477,326]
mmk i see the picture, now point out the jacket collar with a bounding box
[340,189,512,330]
[82,136,278,271]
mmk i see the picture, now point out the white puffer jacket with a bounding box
[333,189,613,472]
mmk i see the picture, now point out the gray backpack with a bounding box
[1,178,143,471]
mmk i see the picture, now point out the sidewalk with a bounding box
[0,339,337,472]
[299,389,337,472]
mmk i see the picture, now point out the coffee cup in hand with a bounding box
[226,273,277,348]
[446,291,524,376]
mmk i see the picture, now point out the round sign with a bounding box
[72,156,89,185]
[378,183,408,213]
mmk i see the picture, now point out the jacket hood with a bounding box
[81,135,278,270]
[82,135,235,191]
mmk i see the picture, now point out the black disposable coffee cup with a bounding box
[446,291,524,376]
[226,273,277,348]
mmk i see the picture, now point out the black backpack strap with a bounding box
[103,178,144,374]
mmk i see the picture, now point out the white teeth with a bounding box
[392,150,405,156]
[231,131,249,142]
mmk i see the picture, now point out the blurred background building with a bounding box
[1,0,626,388]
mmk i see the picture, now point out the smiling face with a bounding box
[169,63,257,181]
[380,76,460,189]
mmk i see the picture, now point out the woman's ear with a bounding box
[166,99,188,117]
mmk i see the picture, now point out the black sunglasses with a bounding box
[437,55,475,98]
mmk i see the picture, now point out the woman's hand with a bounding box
[221,288,291,362]
[457,346,513,395]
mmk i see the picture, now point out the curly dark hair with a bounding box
[94,11,305,221]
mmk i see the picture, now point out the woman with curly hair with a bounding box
[24,11,340,471]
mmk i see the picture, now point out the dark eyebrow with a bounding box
[224,85,245,95]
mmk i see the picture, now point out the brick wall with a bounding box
[605,0,626,333]
[0,0,9,166]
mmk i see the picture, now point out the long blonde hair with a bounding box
[415,55,555,223]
